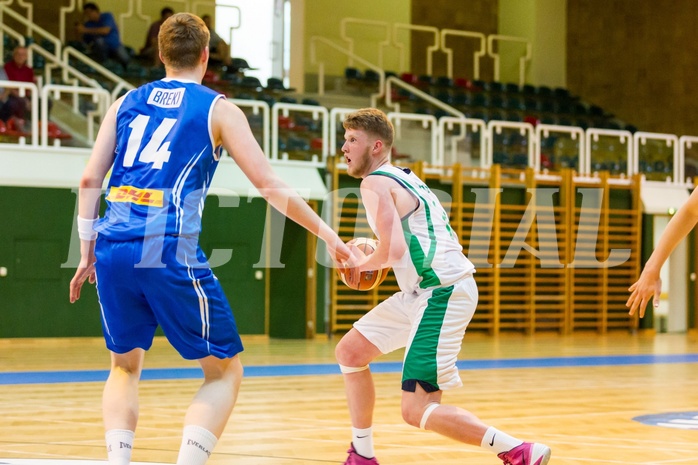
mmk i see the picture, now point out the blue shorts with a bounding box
[94,235,243,360]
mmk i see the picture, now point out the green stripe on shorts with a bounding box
[402,285,455,390]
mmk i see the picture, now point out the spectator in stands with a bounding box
[139,6,174,67]
[2,46,36,126]
[77,2,130,69]
[0,67,13,123]
[201,14,231,66]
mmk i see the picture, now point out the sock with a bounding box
[105,429,134,465]
[480,427,524,455]
[176,425,218,465]
[352,426,375,458]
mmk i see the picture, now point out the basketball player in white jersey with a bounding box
[335,108,551,465]
[69,12,351,465]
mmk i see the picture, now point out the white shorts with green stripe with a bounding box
[353,276,477,392]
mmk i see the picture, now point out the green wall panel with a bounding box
[0,186,273,338]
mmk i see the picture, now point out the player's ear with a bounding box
[373,139,383,153]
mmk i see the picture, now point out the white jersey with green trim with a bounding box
[366,164,475,293]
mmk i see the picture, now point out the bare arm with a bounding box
[354,175,408,271]
[212,98,350,262]
[627,186,698,316]
[76,24,112,36]
[69,98,121,303]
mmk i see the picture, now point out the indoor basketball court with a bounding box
[1,334,697,464]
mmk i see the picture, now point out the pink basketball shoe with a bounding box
[343,443,380,465]
[498,442,551,465]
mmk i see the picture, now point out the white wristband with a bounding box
[77,215,99,241]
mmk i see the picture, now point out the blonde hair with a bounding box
[343,108,394,149]
[158,13,209,70]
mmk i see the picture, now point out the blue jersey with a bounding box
[84,13,121,50]
[96,79,224,241]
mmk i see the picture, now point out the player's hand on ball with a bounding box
[337,238,389,291]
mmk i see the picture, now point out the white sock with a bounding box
[105,429,134,465]
[176,425,218,465]
[480,427,524,455]
[352,426,375,458]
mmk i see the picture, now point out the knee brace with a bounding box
[339,364,369,374]
[419,402,440,430]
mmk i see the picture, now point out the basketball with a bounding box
[337,237,390,291]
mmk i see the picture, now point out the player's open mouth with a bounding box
[345,156,351,164]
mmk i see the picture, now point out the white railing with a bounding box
[62,46,135,101]
[633,131,679,184]
[40,83,110,146]
[678,135,698,183]
[585,128,633,178]
[309,36,385,107]
[438,116,487,167]
[0,76,691,187]
[440,29,486,80]
[487,34,532,87]
[487,120,535,167]
[387,111,438,164]
[392,23,440,75]
[29,43,99,91]
[271,101,329,167]
[338,17,530,84]
[0,80,38,145]
[329,107,359,159]
[229,98,270,158]
[385,75,463,118]
[339,18,391,69]
[0,3,61,64]
[535,124,585,174]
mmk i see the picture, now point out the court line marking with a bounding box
[0,353,697,385]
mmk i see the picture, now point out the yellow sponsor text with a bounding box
[106,186,164,207]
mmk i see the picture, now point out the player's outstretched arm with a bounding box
[627,187,698,316]
[69,98,121,303]
[213,98,351,264]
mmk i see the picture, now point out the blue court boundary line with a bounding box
[1,353,697,385]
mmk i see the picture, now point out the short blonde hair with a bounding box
[343,108,394,149]
[158,13,209,70]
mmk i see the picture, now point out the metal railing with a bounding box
[385,75,463,118]
[229,98,270,158]
[0,3,61,65]
[40,83,110,146]
[487,34,532,87]
[440,29,486,80]
[392,23,440,75]
[339,17,391,69]
[309,36,385,108]
[271,101,329,167]
[0,80,38,145]
[62,46,135,101]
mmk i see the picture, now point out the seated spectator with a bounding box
[5,46,34,84]
[2,46,36,126]
[0,67,13,123]
[139,6,173,67]
[3,46,53,126]
[202,14,231,66]
[76,2,130,69]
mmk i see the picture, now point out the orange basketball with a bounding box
[337,238,390,291]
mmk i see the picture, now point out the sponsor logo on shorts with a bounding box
[106,186,164,207]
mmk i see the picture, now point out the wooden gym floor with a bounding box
[0,331,697,464]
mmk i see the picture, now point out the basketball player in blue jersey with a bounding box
[335,108,551,465]
[69,13,351,465]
